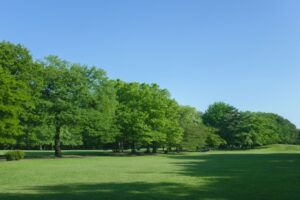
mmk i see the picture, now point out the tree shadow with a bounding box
[166,153,300,200]
[0,182,216,200]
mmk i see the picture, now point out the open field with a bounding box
[1,144,300,200]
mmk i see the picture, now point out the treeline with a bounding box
[0,41,299,156]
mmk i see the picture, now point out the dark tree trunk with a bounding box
[131,142,136,153]
[152,142,157,153]
[55,126,62,157]
[146,145,151,153]
[167,146,172,152]
[120,141,124,153]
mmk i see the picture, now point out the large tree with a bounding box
[0,42,35,147]
[179,106,209,151]
[115,81,183,153]
[40,56,117,156]
[115,81,151,152]
[202,102,241,146]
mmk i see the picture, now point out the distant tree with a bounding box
[205,131,226,149]
[202,102,241,147]
[163,100,183,152]
[237,112,298,148]
[275,115,298,144]
[179,106,208,151]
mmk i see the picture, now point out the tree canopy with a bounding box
[0,41,299,155]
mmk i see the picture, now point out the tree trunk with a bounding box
[146,145,151,153]
[55,126,62,157]
[167,146,172,152]
[121,141,124,153]
[131,142,136,153]
[152,142,157,153]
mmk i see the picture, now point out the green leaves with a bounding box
[115,81,183,151]
[0,42,33,145]
[1,41,298,152]
[203,102,299,148]
[39,56,118,153]
[179,106,208,151]
[203,102,241,146]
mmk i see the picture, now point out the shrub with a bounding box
[5,150,25,161]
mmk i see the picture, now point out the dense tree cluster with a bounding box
[0,42,299,156]
[203,102,299,149]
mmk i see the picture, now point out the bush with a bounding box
[5,150,25,161]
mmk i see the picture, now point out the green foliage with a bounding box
[5,150,24,161]
[204,102,299,149]
[203,102,241,146]
[179,106,209,151]
[0,41,298,152]
[115,81,183,152]
[237,112,298,148]
[206,132,227,149]
[38,56,118,156]
[0,42,34,146]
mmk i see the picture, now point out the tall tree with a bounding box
[0,42,34,147]
[40,56,117,156]
[115,81,183,153]
[179,106,209,151]
[202,102,241,146]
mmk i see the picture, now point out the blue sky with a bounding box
[1,0,299,127]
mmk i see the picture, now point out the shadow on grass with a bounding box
[165,153,300,200]
[0,182,219,200]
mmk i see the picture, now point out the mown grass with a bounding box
[0,144,300,200]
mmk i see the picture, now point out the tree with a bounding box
[2,41,298,152]
[206,131,226,149]
[115,81,183,153]
[163,100,183,152]
[179,106,208,151]
[140,83,182,153]
[202,102,241,147]
[0,68,25,146]
[40,56,117,156]
[115,81,151,153]
[0,42,34,147]
[275,115,298,144]
[237,112,298,147]
[79,68,118,149]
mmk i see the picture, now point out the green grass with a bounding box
[0,144,300,200]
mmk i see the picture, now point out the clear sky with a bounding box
[1,0,299,127]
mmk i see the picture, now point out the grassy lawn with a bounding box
[0,144,300,200]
